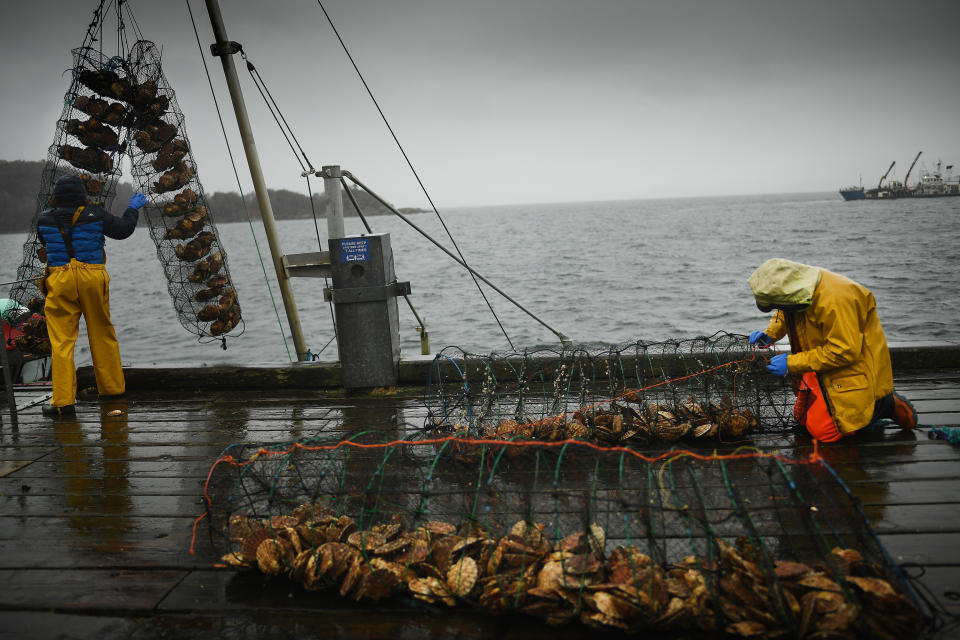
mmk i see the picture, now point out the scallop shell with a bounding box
[692,422,719,438]
[256,538,291,575]
[240,526,268,563]
[446,556,479,598]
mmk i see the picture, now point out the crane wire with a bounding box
[185,0,293,361]
[344,172,570,347]
[243,56,314,173]
[239,51,340,355]
[238,46,433,348]
[313,0,516,350]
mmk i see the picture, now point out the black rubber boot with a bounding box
[42,404,76,418]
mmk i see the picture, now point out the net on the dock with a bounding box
[425,333,796,446]
[201,437,926,638]
[8,41,242,343]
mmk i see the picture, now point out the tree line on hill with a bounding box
[0,160,421,234]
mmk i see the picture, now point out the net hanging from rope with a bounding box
[8,38,242,342]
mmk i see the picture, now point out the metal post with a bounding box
[0,343,17,428]
[322,165,345,241]
[204,0,308,361]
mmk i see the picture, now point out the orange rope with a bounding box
[190,352,782,553]
[190,434,821,553]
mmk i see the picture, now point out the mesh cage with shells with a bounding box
[203,437,928,636]
[425,333,794,445]
[122,40,242,340]
[9,45,129,311]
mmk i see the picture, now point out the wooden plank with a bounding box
[879,532,960,565]
[867,504,960,534]
[0,460,36,477]
[0,612,137,639]
[0,568,186,611]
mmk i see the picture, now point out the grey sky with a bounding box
[2,0,958,207]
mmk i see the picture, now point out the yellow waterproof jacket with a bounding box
[761,268,893,433]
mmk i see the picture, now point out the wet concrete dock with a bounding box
[1,366,958,639]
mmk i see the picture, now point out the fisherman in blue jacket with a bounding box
[36,174,147,417]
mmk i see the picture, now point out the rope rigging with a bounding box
[185,0,292,360]
[313,0,519,350]
[226,6,572,351]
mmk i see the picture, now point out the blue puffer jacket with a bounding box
[37,205,139,266]
[36,175,138,267]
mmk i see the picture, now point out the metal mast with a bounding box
[203,0,308,361]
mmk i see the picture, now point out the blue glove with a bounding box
[129,193,148,210]
[749,331,773,346]
[766,354,789,377]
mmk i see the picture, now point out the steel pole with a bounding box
[204,0,308,361]
[322,165,345,241]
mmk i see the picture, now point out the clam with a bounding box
[565,419,589,440]
[724,620,768,638]
[346,530,387,552]
[447,556,479,598]
[240,526,268,563]
[256,537,294,575]
[338,554,369,599]
[692,422,719,438]
[796,573,842,593]
[373,534,413,556]
[219,551,249,568]
[369,513,406,540]
[509,520,546,550]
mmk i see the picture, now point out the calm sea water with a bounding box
[3,192,958,367]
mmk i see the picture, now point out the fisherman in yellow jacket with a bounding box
[36,175,147,417]
[748,258,917,441]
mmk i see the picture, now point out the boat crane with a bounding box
[904,151,922,192]
[877,160,896,190]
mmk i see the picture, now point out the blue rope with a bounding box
[929,426,960,445]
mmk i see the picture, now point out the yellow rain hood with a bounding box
[748,258,822,312]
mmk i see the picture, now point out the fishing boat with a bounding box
[839,185,866,200]
[910,160,960,197]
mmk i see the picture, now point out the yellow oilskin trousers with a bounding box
[44,259,125,407]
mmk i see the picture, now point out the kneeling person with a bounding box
[747,258,917,441]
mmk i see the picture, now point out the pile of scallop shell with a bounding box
[222,505,921,638]
[432,395,758,450]
[11,314,51,355]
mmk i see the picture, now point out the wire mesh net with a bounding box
[424,333,796,446]
[123,40,242,339]
[8,46,129,321]
[7,41,242,343]
[201,436,926,638]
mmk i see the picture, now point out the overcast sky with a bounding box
[2,0,958,207]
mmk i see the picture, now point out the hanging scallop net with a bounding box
[8,39,242,344]
[124,40,241,339]
[424,333,796,447]
[7,45,131,350]
[200,435,929,638]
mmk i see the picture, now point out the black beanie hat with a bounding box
[53,175,87,208]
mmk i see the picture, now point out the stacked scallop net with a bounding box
[203,437,927,638]
[425,333,796,447]
[8,41,241,341]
